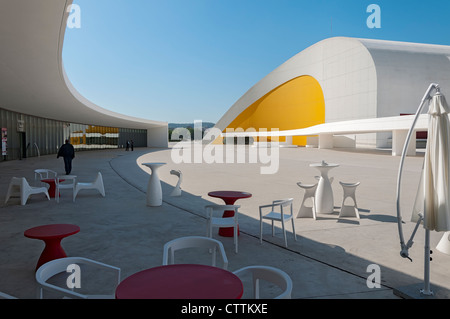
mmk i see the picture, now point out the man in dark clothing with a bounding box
[57,139,75,175]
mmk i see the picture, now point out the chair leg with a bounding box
[281,220,287,247]
[234,225,238,254]
[259,220,263,244]
[291,218,297,241]
[271,220,275,237]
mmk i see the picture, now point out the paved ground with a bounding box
[1,144,450,299]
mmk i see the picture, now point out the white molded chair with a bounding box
[169,170,182,197]
[36,257,121,299]
[73,172,105,201]
[55,175,77,203]
[339,181,360,219]
[233,265,293,299]
[296,182,318,219]
[162,236,229,270]
[205,204,240,253]
[259,198,297,248]
[0,291,17,299]
[5,177,50,206]
[34,169,57,187]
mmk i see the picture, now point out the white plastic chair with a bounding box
[73,172,105,201]
[339,181,360,219]
[296,182,318,219]
[205,204,240,253]
[35,257,121,299]
[34,169,57,186]
[55,175,77,203]
[233,265,293,299]
[5,177,50,206]
[162,236,229,270]
[259,198,297,248]
[169,170,182,197]
[0,291,17,299]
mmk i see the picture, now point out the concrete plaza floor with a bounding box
[1,144,450,299]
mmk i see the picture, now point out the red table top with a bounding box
[115,264,243,299]
[24,224,80,240]
[208,191,252,201]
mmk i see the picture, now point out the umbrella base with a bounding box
[393,283,450,299]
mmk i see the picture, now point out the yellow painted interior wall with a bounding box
[226,75,325,145]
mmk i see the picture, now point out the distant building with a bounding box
[216,37,450,148]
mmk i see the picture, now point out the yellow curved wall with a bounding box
[226,75,325,145]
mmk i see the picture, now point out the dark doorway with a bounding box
[19,132,26,159]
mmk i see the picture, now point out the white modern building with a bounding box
[217,37,450,152]
[0,0,168,161]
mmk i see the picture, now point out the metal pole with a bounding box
[421,229,433,296]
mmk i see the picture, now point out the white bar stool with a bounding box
[296,182,318,220]
[339,181,360,219]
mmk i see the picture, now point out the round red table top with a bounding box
[24,224,80,240]
[208,191,252,201]
[115,264,243,299]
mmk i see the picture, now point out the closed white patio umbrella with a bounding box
[396,83,450,297]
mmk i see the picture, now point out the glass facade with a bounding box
[0,108,147,161]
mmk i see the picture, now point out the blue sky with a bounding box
[63,0,450,124]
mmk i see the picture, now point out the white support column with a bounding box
[319,134,334,149]
[392,130,416,156]
[147,126,169,148]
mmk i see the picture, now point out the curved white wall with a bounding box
[0,0,168,148]
[217,37,450,148]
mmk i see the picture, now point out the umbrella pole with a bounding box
[421,229,433,296]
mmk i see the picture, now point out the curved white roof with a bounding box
[0,0,166,130]
[216,37,450,131]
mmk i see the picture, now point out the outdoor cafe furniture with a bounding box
[338,181,361,219]
[208,191,252,237]
[142,162,166,206]
[163,236,228,269]
[115,264,243,299]
[5,177,50,206]
[296,182,318,219]
[55,175,76,203]
[259,198,297,248]
[24,224,80,271]
[205,205,240,253]
[233,265,293,299]
[36,257,121,299]
[310,161,339,214]
[73,172,105,202]
[34,169,57,186]
[41,177,65,198]
[169,169,182,197]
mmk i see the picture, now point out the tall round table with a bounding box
[142,162,166,207]
[208,191,252,237]
[24,224,80,271]
[310,162,339,214]
[115,264,243,299]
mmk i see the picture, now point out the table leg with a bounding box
[315,175,334,214]
[218,199,240,237]
[35,238,67,271]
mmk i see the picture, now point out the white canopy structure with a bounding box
[0,0,168,147]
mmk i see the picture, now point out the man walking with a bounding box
[57,139,75,175]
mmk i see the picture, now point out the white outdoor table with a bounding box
[310,161,339,214]
[142,162,166,207]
